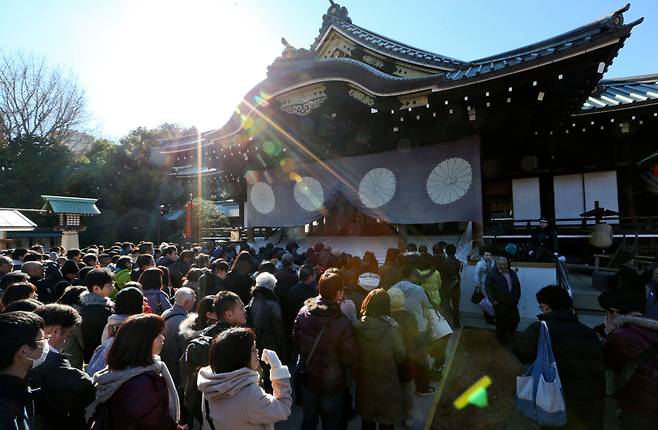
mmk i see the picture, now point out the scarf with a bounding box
[85,358,180,423]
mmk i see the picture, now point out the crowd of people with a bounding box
[0,239,656,430]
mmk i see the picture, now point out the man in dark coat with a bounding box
[293,269,358,430]
[599,288,658,429]
[157,246,182,288]
[274,253,298,311]
[439,244,463,327]
[0,311,46,430]
[30,304,95,429]
[285,266,317,351]
[78,269,114,362]
[513,286,605,430]
[198,259,229,297]
[485,257,521,345]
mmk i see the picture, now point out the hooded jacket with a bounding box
[603,316,658,421]
[413,269,442,307]
[197,367,292,430]
[79,292,114,363]
[292,297,358,395]
[355,316,405,424]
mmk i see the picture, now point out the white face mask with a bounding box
[29,341,50,369]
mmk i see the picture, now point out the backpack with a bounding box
[180,324,228,422]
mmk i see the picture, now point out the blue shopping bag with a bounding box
[515,321,567,426]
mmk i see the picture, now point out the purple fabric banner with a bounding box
[245,137,482,227]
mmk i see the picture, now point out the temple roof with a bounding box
[41,195,100,216]
[312,1,467,70]
[579,73,658,113]
[158,3,643,155]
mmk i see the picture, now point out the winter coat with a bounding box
[197,367,292,430]
[180,322,233,422]
[178,313,205,344]
[247,287,288,362]
[226,271,253,305]
[292,297,358,395]
[0,375,33,430]
[198,273,228,297]
[512,311,605,427]
[355,316,405,424]
[113,269,132,290]
[439,256,463,290]
[87,362,180,430]
[159,259,183,289]
[143,288,172,315]
[161,304,189,387]
[474,258,494,289]
[284,281,317,336]
[378,264,401,290]
[391,280,431,333]
[274,268,298,303]
[28,350,95,430]
[414,269,442,307]
[79,292,114,363]
[390,309,419,382]
[485,268,521,306]
[603,319,658,421]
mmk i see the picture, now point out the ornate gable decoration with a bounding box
[278,84,328,116]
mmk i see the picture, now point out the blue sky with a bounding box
[1,0,656,140]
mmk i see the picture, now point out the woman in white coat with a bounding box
[197,327,292,430]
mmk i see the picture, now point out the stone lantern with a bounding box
[41,195,100,250]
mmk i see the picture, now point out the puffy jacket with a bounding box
[413,269,442,306]
[28,350,95,429]
[292,297,358,395]
[107,372,178,430]
[355,316,405,424]
[198,367,292,430]
[603,320,658,421]
[79,292,114,363]
[247,287,288,362]
[113,269,132,291]
[512,311,605,427]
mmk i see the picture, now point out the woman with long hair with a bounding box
[355,288,405,430]
[227,251,255,305]
[197,327,292,430]
[85,314,182,430]
[138,267,173,315]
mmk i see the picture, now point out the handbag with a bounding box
[477,297,495,317]
[515,321,567,426]
[292,316,335,391]
[428,307,453,340]
[471,286,485,305]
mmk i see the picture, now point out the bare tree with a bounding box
[0,51,87,143]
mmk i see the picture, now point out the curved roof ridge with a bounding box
[600,73,658,85]
[472,4,639,63]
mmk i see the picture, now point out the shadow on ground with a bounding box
[431,328,539,430]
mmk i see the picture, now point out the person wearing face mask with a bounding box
[85,313,183,430]
[0,310,47,430]
[197,327,292,430]
[29,304,95,430]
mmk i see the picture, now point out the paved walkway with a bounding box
[276,330,463,430]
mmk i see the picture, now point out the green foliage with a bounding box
[193,197,230,230]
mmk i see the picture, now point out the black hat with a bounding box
[61,260,80,277]
[115,287,144,315]
[598,288,643,314]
